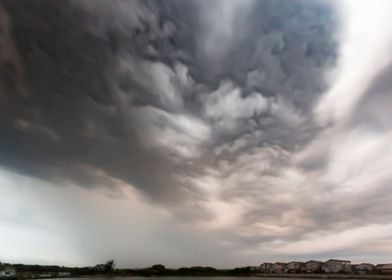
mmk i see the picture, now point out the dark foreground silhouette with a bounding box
[1,260,391,279]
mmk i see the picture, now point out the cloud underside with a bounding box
[1,0,392,261]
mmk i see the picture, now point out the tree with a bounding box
[151,264,166,272]
[104,260,115,273]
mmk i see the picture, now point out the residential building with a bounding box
[376,264,392,274]
[322,259,351,273]
[305,260,323,273]
[354,263,375,274]
[272,262,287,273]
[259,263,273,273]
[287,261,305,273]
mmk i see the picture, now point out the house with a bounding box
[376,264,392,274]
[272,262,287,273]
[259,263,273,273]
[305,260,323,273]
[322,259,351,273]
[287,261,305,273]
[353,263,375,274]
[58,272,71,277]
[0,266,16,277]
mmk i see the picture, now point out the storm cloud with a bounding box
[0,0,391,267]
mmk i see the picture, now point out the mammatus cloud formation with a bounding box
[0,0,392,267]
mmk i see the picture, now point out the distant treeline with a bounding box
[122,264,257,276]
[3,261,259,277]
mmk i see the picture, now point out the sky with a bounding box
[0,0,392,268]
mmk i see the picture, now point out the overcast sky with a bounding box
[1,0,392,268]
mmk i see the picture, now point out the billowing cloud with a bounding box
[0,0,391,267]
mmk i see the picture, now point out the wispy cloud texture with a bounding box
[0,0,391,267]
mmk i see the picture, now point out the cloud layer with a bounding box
[1,0,392,267]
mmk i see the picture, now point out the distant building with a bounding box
[0,266,16,277]
[376,264,392,274]
[58,272,71,277]
[305,260,323,273]
[259,263,273,273]
[272,262,287,273]
[322,259,351,273]
[353,263,375,274]
[287,261,305,273]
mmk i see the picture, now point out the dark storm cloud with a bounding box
[0,0,192,204]
[0,0,338,216]
[2,0,392,266]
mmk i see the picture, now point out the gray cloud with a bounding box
[0,0,337,204]
[4,0,392,267]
